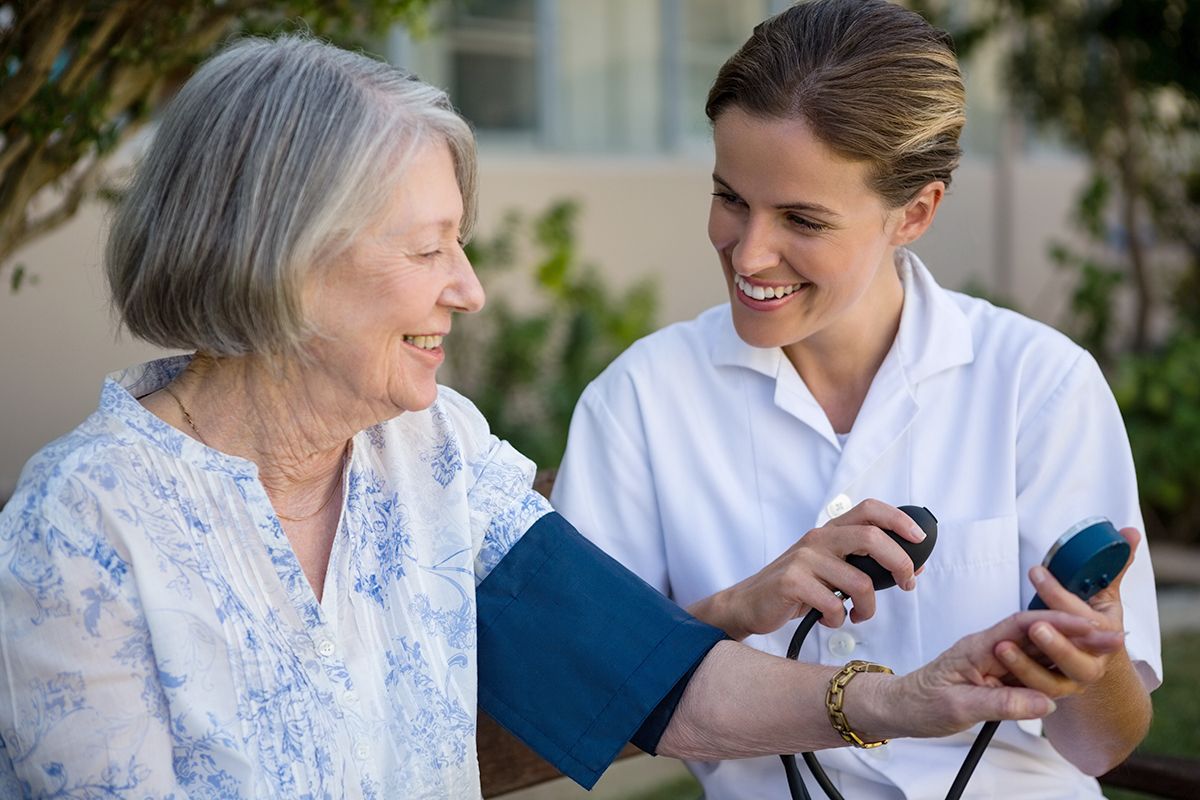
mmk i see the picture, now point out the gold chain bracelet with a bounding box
[826,660,894,749]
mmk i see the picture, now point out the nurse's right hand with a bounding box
[685,499,926,640]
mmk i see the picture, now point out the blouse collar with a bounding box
[101,355,260,479]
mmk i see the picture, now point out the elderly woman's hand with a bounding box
[850,609,1126,741]
[687,499,927,640]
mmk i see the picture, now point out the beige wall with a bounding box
[0,152,1087,498]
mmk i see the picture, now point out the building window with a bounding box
[391,0,773,154]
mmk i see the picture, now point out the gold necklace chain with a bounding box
[161,385,345,523]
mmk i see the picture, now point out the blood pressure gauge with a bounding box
[1029,517,1129,610]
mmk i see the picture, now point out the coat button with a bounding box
[826,494,853,518]
[828,631,857,658]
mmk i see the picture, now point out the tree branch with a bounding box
[20,156,102,244]
[57,1,152,95]
[0,2,88,130]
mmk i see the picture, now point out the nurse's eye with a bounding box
[711,191,746,208]
[787,213,829,233]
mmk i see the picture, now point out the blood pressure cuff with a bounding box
[476,512,727,789]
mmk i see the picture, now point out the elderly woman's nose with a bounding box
[732,217,781,275]
[447,256,486,313]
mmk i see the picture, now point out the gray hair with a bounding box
[106,34,478,356]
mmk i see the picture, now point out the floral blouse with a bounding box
[0,356,552,799]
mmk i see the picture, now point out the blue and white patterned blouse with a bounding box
[0,356,552,799]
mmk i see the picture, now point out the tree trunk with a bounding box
[1114,45,1152,350]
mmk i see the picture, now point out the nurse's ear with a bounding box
[889,180,945,247]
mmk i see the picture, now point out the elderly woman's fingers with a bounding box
[992,609,1103,643]
[1012,626,1126,662]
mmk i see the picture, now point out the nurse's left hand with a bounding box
[991,527,1139,698]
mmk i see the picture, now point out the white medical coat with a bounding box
[552,250,1162,799]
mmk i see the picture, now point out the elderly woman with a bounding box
[553,1,1160,799]
[0,35,1117,800]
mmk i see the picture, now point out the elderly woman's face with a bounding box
[304,140,484,415]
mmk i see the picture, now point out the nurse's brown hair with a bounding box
[706,0,965,208]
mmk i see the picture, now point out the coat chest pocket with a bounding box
[916,515,1021,663]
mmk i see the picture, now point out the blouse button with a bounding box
[316,639,336,658]
[343,689,359,705]
[827,631,856,659]
[826,494,853,518]
[354,741,371,760]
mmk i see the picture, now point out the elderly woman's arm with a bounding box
[476,510,1119,786]
[657,609,1117,760]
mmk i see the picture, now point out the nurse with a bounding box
[552,1,1161,798]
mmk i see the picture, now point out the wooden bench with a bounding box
[478,712,1200,799]
[479,470,1200,798]
[480,709,1200,799]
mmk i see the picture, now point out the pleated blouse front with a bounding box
[0,356,551,799]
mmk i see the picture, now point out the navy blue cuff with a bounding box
[476,512,726,789]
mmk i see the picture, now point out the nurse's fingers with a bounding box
[994,639,1080,698]
[1106,527,1141,596]
[818,556,877,624]
[1030,565,1104,620]
[832,524,917,592]
[806,578,849,627]
[832,498,928,544]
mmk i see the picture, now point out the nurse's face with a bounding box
[708,107,929,352]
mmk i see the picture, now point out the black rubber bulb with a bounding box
[845,505,938,590]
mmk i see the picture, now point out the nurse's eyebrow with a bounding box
[712,173,842,219]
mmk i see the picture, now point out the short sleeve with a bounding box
[1015,351,1162,690]
[435,386,553,584]
[552,380,671,596]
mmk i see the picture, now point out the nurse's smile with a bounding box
[732,273,811,310]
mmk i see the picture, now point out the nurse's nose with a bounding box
[731,215,781,276]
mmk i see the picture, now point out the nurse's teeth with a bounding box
[735,274,804,300]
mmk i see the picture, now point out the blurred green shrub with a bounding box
[938,0,1200,544]
[445,200,658,469]
[1113,334,1200,545]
